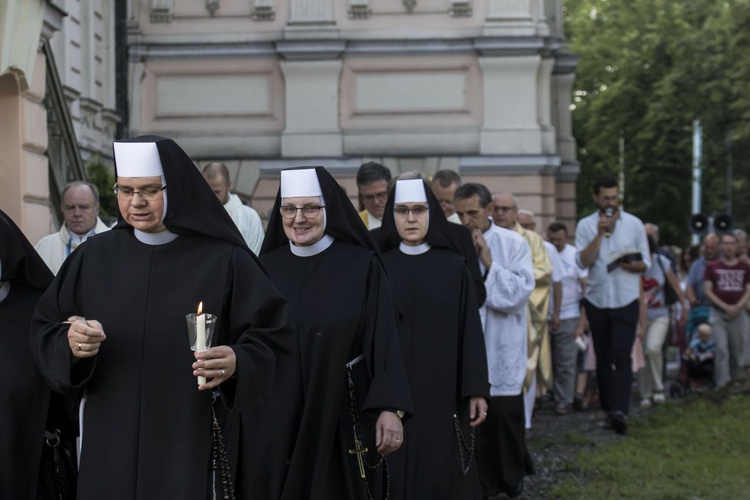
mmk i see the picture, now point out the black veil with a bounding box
[0,210,53,290]
[112,135,249,252]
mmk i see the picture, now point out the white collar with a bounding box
[68,226,97,244]
[289,234,335,257]
[224,193,243,210]
[399,242,431,255]
[0,281,9,303]
[134,229,180,245]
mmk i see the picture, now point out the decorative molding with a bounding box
[259,158,362,176]
[403,0,417,13]
[129,36,568,60]
[556,160,581,181]
[276,41,346,61]
[42,1,66,42]
[348,0,371,19]
[252,0,276,21]
[206,0,220,16]
[150,0,173,23]
[459,155,561,175]
[450,0,472,18]
[487,0,531,20]
[289,0,334,24]
[553,51,578,75]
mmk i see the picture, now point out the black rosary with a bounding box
[346,363,390,500]
[211,392,235,500]
[453,412,476,476]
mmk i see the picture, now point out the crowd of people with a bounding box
[3,135,749,500]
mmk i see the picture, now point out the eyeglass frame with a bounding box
[279,204,326,219]
[493,205,517,213]
[393,205,430,217]
[113,183,167,200]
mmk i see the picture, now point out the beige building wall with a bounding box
[0,0,119,238]
[128,0,579,231]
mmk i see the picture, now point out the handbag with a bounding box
[656,256,678,305]
[37,428,78,500]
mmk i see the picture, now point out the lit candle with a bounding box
[196,301,206,385]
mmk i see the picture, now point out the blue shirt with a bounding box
[687,257,711,307]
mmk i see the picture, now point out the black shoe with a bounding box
[573,395,584,411]
[507,478,524,498]
[611,411,628,435]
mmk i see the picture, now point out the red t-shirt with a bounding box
[704,259,750,305]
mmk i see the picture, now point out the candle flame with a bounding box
[197,301,203,315]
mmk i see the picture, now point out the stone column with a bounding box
[552,71,577,165]
[537,57,555,154]
[478,55,543,155]
[280,59,343,157]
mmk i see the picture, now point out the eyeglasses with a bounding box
[362,192,388,203]
[280,205,325,219]
[113,184,167,200]
[493,205,516,213]
[394,205,429,217]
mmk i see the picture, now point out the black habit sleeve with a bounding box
[224,246,292,412]
[360,256,415,417]
[458,266,490,400]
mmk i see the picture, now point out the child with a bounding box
[683,323,715,390]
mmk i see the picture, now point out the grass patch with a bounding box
[550,395,750,499]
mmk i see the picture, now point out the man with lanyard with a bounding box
[36,181,110,274]
[575,175,650,435]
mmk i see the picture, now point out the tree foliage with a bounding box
[565,0,750,246]
[86,155,118,224]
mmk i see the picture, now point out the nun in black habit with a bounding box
[259,167,414,500]
[0,210,62,499]
[30,136,291,499]
[377,179,490,500]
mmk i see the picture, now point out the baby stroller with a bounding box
[669,306,713,397]
[683,353,715,393]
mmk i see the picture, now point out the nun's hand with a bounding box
[67,317,106,360]
[375,411,403,455]
[469,396,488,428]
[193,346,236,390]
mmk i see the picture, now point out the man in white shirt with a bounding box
[455,183,535,499]
[576,175,650,435]
[202,162,265,254]
[35,181,110,274]
[547,222,588,415]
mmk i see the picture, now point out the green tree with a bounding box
[86,155,118,224]
[566,0,750,246]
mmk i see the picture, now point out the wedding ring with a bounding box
[77,343,82,351]
[220,369,225,377]
[484,412,488,416]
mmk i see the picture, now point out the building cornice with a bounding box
[459,155,561,175]
[129,35,576,62]
[259,158,362,176]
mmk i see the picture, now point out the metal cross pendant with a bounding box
[348,435,369,478]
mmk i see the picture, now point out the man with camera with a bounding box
[575,175,650,435]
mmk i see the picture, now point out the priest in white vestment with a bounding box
[454,182,535,499]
